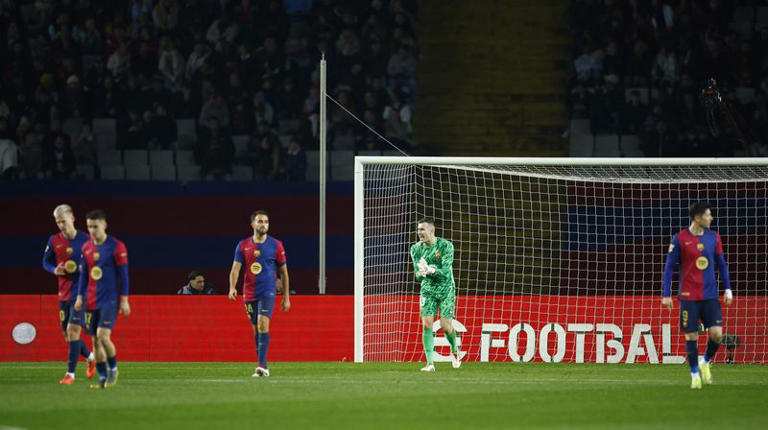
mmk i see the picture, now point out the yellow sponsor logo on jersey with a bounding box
[697,243,704,251]
[66,247,74,255]
[250,262,262,275]
[695,256,709,270]
[64,260,78,274]
[90,266,103,280]
[93,252,100,261]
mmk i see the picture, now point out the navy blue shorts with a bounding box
[67,301,86,328]
[680,299,723,333]
[85,302,119,335]
[244,292,276,323]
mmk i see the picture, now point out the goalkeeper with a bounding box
[409,218,460,372]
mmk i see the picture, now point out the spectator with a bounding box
[153,0,180,31]
[18,132,43,180]
[177,270,215,294]
[72,122,98,167]
[185,43,211,81]
[107,42,132,82]
[382,89,412,148]
[280,136,306,181]
[386,43,417,94]
[120,109,148,149]
[245,121,280,179]
[158,39,185,91]
[196,118,234,180]
[0,119,19,179]
[43,133,76,179]
[199,94,231,129]
[147,103,178,149]
[206,13,239,44]
[622,90,647,134]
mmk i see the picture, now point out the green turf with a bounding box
[1,362,767,429]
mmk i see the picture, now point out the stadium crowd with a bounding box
[0,0,418,180]
[569,0,768,157]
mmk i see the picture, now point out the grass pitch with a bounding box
[1,362,767,429]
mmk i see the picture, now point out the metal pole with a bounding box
[318,53,327,294]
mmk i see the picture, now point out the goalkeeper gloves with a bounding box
[417,257,436,277]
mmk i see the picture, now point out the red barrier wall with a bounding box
[0,295,353,362]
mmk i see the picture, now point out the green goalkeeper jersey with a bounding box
[410,237,455,295]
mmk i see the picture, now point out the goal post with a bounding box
[354,157,768,364]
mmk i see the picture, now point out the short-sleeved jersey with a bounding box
[233,236,286,301]
[43,231,89,301]
[410,237,455,295]
[665,228,725,301]
[79,236,129,310]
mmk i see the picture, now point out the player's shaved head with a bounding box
[417,218,434,227]
[53,204,73,218]
[689,202,711,220]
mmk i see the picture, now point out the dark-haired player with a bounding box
[74,209,131,389]
[43,204,95,384]
[662,202,733,389]
[229,210,291,377]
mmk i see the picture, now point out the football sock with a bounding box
[96,362,108,380]
[257,333,270,368]
[254,334,260,361]
[67,341,80,373]
[422,328,434,364]
[704,338,721,363]
[107,355,117,371]
[79,339,91,359]
[685,340,699,374]
[445,328,458,353]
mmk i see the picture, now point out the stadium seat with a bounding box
[306,150,320,181]
[334,133,355,150]
[151,165,177,181]
[330,150,354,180]
[620,135,643,157]
[125,164,151,180]
[62,118,82,142]
[569,134,594,157]
[593,135,620,157]
[278,119,302,135]
[100,165,125,180]
[177,165,201,181]
[149,150,174,166]
[232,165,253,181]
[232,135,249,159]
[97,149,122,166]
[93,118,117,150]
[175,150,196,166]
[76,164,95,180]
[124,150,148,165]
[569,119,590,136]
[176,119,197,149]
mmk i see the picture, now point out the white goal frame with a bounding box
[353,157,768,363]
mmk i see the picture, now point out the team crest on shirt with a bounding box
[64,260,77,274]
[254,249,261,257]
[695,256,709,270]
[66,247,73,255]
[697,243,704,251]
[93,252,100,261]
[90,266,103,280]
[250,262,262,275]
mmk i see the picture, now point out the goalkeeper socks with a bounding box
[96,362,108,379]
[685,340,699,374]
[257,332,270,368]
[107,355,117,371]
[445,328,458,353]
[67,341,80,373]
[704,338,721,363]
[422,328,435,364]
[79,339,91,359]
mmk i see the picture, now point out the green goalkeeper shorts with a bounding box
[419,288,455,319]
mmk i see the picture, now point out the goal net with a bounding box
[354,157,768,364]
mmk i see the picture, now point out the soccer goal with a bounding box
[354,157,768,364]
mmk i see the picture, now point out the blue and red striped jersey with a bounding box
[662,228,731,301]
[78,236,130,310]
[233,236,286,301]
[42,231,89,301]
